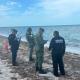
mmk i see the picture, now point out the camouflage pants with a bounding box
[36,51,44,69]
[29,47,34,61]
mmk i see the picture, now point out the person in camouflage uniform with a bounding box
[26,27,35,61]
[35,28,47,74]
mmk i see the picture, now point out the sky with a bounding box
[0,0,80,27]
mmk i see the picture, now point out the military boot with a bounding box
[36,66,39,72]
[39,68,47,74]
[29,58,34,61]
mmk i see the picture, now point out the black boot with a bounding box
[12,62,18,66]
[54,73,60,77]
[53,72,60,77]
[60,72,65,76]
[12,63,17,66]
[29,58,34,61]
[39,68,47,74]
[36,66,39,72]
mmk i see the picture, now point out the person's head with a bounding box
[11,29,17,35]
[39,28,44,35]
[53,31,59,37]
[27,27,32,34]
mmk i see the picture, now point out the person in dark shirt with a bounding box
[49,31,65,77]
[8,29,21,66]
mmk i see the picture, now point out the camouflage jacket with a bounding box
[26,33,35,47]
[35,33,47,52]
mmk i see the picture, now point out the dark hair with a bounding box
[39,28,44,32]
[11,29,17,33]
[27,27,32,32]
[54,31,59,35]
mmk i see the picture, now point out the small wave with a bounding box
[44,41,80,54]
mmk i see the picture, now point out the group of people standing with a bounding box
[8,27,66,77]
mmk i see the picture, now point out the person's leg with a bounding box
[58,56,65,75]
[38,54,47,74]
[12,50,17,66]
[29,47,33,61]
[53,61,59,76]
[52,55,59,76]
[38,57,43,71]
[12,51,15,65]
[35,51,40,71]
[14,50,17,63]
[35,60,39,71]
[35,56,39,71]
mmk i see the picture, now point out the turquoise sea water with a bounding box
[0,26,80,54]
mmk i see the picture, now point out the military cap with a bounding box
[27,27,32,32]
[11,29,17,33]
[39,28,44,32]
[54,31,59,34]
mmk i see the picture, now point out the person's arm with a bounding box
[26,33,29,41]
[16,36,21,50]
[43,40,48,44]
[33,35,36,45]
[8,35,15,46]
[17,36,21,45]
[49,39,54,51]
[62,38,66,55]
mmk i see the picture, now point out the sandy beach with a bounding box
[0,35,80,80]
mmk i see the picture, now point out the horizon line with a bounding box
[0,24,80,27]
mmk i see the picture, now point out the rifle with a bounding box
[17,36,21,51]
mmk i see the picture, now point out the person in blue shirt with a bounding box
[8,29,21,66]
[49,31,65,77]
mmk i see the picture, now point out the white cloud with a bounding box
[0,5,11,16]
[6,1,22,7]
[0,0,80,26]
[40,0,80,17]
[19,0,80,20]
[13,0,80,26]
[0,1,22,16]
[7,1,17,6]
[0,5,10,11]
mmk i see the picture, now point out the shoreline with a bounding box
[0,34,80,55]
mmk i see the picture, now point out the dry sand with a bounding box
[0,35,80,80]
